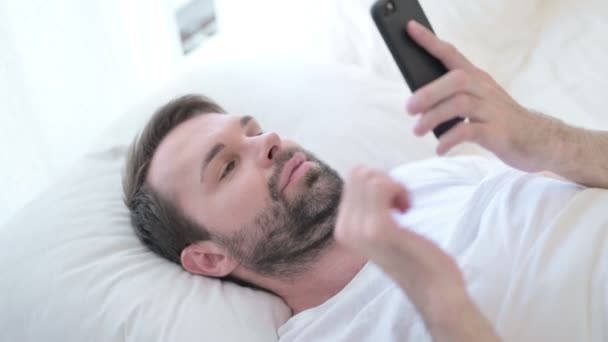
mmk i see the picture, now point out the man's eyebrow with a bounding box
[200,143,225,183]
[200,116,253,183]
[240,115,253,128]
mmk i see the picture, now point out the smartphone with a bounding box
[371,0,463,138]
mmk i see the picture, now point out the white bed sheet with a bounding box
[508,0,608,129]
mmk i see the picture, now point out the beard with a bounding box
[214,147,343,279]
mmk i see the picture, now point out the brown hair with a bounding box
[122,94,225,264]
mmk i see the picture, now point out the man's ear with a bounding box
[180,241,239,277]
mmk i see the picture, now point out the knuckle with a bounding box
[363,166,380,178]
[370,174,392,189]
[368,176,385,190]
[455,95,471,111]
[441,41,457,56]
[452,69,469,89]
[363,167,384,181]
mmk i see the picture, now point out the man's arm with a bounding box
[334,166,501,342]
[549,126,608,188]
[405,21,608,189]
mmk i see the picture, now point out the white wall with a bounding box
[0,0,183,225]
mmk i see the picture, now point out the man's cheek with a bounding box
[228,180,268,222]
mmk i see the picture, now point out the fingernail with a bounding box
[436,146,446,156]
[406,96,417,114]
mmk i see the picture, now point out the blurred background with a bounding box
[0,0,219,224]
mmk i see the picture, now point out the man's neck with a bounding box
[234,242,368,315]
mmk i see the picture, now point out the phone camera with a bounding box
[385,0,396,15]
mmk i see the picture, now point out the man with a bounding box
[123,21,608,341]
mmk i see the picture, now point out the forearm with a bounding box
[423,298,501,342]
[548,123,608,188]
[377,238,501,342]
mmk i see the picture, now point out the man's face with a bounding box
[147,113,343,277]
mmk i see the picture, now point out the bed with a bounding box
[1,0,607,340]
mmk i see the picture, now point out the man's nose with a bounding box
[255,132,282,168]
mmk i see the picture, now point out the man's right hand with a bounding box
[406,20,608,189]
[405,21,568,174]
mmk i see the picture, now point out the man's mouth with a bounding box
[279,152,312,193]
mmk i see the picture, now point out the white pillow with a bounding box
[101,46,438,175]
[0,52,437,341]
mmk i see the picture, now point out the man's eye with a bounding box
[256,131,264,136]
[220,160,236,180]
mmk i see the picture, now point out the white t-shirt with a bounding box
[278,156,608,342]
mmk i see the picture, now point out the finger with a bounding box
[348,166,385,216]
[347,165,372,202]
[436,122,489,155]
[391,184,411,213]
[407,69,478,114]
[406,20,473,71]
[366,175,409,213]
[413,93,478,136]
